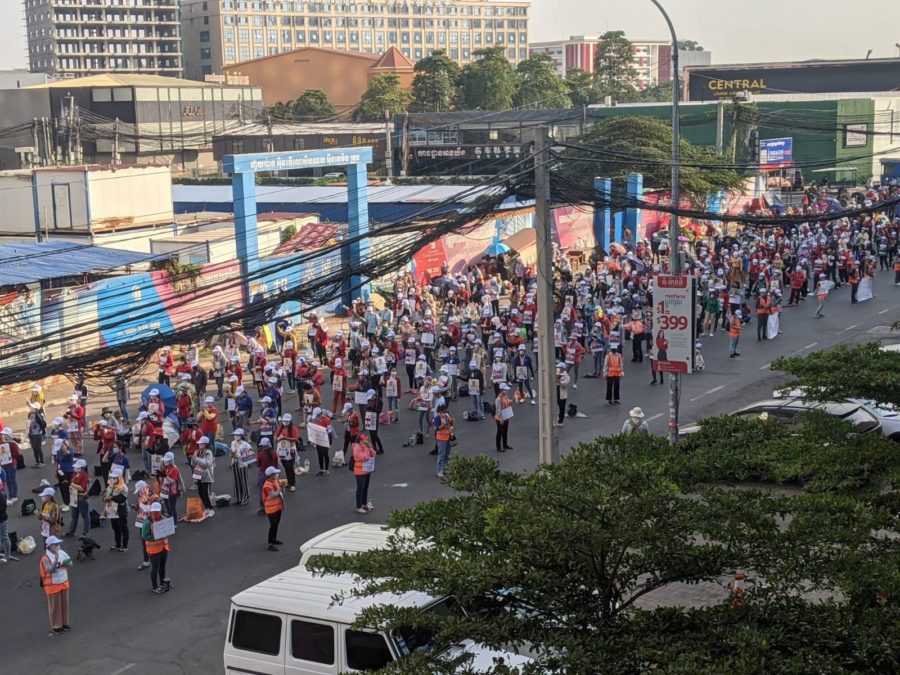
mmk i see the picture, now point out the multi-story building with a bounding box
[24,0,183,78]
[181,0,530,81]
[530,34,703,88]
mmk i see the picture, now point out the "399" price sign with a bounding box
[652,275,696,373]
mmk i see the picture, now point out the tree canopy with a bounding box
[267,88,335,121]
[593,30,639,102]
[456,47,518,111]
[312,414,899,674]
[677,39,705,52]
[410,49,459,112]
[514,53,571,108]
[564,68,600,107]
[559,115,743,197]
[357,73,411,122]
[772,342,900,409]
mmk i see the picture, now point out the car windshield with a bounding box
[857,399,900,417]
[391,597,456,656]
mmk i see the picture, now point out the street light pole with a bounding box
[649,0,682,444]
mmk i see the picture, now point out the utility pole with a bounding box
[400,110,409,176]
[31,118,40,167]
[650,0,683,444]
[534,127,559,465]
[384,109,393,180]
[113,117,121,165]
[715,99,725,155]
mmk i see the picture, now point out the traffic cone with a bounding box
[730,571,745,609]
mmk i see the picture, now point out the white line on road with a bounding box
[689,385,725,402]
[391,483,409,488]
[843,324,858,331]
[802,342,818,351]
[647,413,663,422]
[879,308,891,314]
[109,665,135,675]
[759,363,771,371]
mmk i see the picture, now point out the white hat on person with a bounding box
[265,466,280,476]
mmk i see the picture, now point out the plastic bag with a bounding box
[332,450,345,467]
[17,535,36,555]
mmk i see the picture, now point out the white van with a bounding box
[298,523,410,568]
[224,567,530,674]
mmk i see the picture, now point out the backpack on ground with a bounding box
[89,509,102,528]
[567,404,578,417]
[20,498,36,517]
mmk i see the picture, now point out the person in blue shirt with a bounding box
[234,387,253,431]
[263,376,282,418]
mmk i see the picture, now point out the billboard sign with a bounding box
[652,275,696,374]
[759,137,793,170]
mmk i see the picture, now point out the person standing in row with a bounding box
[256,438,279,513]
[39,535,72,634]
[494,383,513,452]
[133,480,158,571]
[27,402,46,467]
[433,403,453,478]
[37,487,63,543]
[142,502,172,594]
[103,474,129,553]
[262,465,285,552]
[728,310,743,358]
[556,363,571,424]
[191,437,215,518]
[351,434,376,514]
[229,429,253,506]
[64,459,90,538]
[275,414,299,490]
[0,428,20,505]
[603,346,623,405]
[160,452,184,522]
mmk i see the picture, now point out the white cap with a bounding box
[40,487,55,498]
[74,459,87,469]
[366,389,376,399]
[204,396,214,404]
[499,382,510,390]
[52,417,64,426]
[32,385,41,392]
[342,402,353,414]
[138,411,149,420]
[282,413,292,422]
[134,480,148,491]
[312,407,322,417]
[265,466,280,476]
[233,428,245,436]
[198,435,210,445]
[469,360,478,368]
[229,374,239,382]
[163,452,175,463]
[259,437,272,447]
[0,427,12,436]
[629,407,645,418]
[149,502,162,513]
[149,388,159,396]
[334,358,343,367]
[261,396,272,403]
[45,535,63,546]
[235,386,245,394]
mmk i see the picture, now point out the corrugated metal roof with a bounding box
[26,73,224,89]
[172,184,487,205]
[0,241,162,286]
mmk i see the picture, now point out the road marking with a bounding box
[843,324,858,332]
[879,308,891,314]
[647,413,663,422]
[689,385,725,402]
[110,665,135,675]
[759,363,771,371]
[802,342,818,351]
[390,483,409,488]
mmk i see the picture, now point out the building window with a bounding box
[519,47,527,59]
[225,46,236,61]
[239,28,249,42]
[350,31,358,42]
[239,46,250,59]
[200,47,211,59]
[268,46,278,54]
[282,30,291,41]
[268,29,277,41]
[336,31,345,42]
[375,31,383,43]
[225,28,235,42]
[296,31,305,41]
[294,16,305,25]
[310,30,318,41]
[508,47,515,59]
[253,28,263,40]
[413,31,421,43]
[324,31,332,41]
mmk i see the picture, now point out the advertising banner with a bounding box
[652,275,696,374]
[759,137,793,171]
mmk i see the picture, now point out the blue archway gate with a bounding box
[223,147,373,311]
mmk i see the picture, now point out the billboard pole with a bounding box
[650,0,682,444]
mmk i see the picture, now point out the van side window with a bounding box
[291,620,335,664]
[231,610,282,656]
[346,630,393,670]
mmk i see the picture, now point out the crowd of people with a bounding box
[0,183,897,635]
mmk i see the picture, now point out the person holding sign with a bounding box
[229,429,253,506]
[160,452,184,521]
[102,474,129,552]
[40,535,73,633]
[141,502,172,594]
[365,390,385,455]
[64,459,91,538]
[433,404,454,478]
[494,383,514,452]
[468,360,485,420]
[330,357,348,415]
[384,368,402,416]
[275,414,300,489]
[308,408,334,475]
[350,434,376,514]
[262,465,285,551]
[191,437,215,518]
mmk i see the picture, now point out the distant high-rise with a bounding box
[25,0,183,78]
[181,0,530,82]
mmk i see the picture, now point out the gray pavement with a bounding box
[1,273,897,674]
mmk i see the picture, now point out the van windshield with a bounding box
[391,597,455,656]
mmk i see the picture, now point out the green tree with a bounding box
[312,424,899,673]
[564,67,600,107]
[514,53,571,108]
[356,74,411,122]
[456,47,517,111]
[593,30,639,102]
[634,82,673,103]
[772,342,900,408]
[267,89,336,121]
[677,39,705,52]
[560,116,743,198]
[410,49,459,112]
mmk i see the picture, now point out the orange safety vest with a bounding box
[262,478,283,515]
[729,317,742,338]
[39,554,70,596]
[607,353,623,377]
[435,413,453,441]
[894,260,900,272]
[756,297,769,315]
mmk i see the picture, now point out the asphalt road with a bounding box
[2,273,897,675]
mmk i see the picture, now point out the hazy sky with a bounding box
[1,0,898,70]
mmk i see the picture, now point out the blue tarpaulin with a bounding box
[0,242,162,287]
